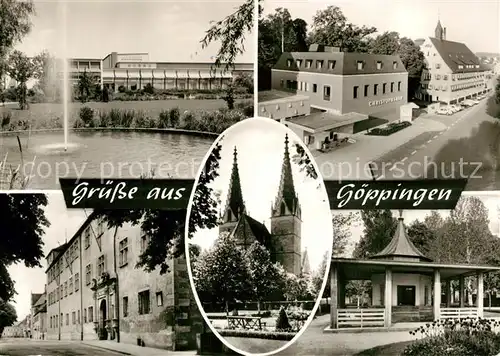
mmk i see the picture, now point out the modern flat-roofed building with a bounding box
[270,44,408,116]
[2,51,253,93]
[416,20,492,104]
[45,212,201,351]
[62,52,253,92]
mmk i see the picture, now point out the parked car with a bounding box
[462,100,475,107]
[437,107,453,115]
[448,105,461,113]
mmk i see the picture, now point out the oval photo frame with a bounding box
[185,117,333,356]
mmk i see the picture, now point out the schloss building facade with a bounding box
[44,213,202,351]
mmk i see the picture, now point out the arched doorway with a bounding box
[99,299,108,340]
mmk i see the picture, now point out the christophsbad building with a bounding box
[416,20,493,104]
[44,213,201,351]
[269,44,409,117]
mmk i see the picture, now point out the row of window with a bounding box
[286,58,399,71]
[424,82,485,92]
[48,290,165,329]
[48,273,80,305]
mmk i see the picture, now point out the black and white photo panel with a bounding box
[185,117,333,355]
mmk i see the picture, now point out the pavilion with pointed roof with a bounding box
[329,211,500,330]
[218,134,306,276]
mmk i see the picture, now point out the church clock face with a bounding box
[185,117,333,356]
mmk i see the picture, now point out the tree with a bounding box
[369,32,425,99]
[7,50,35,109]
[283,273,311,301]
[258,8,309,89]
[309,6,376,53]
[353,210,396,259]
[189,244,201,265]
[245,241,281,313]
[291,143,318,180]
[0,0,35,93]
[486,78,500,119]
[233,72,253,94]
[193,232,252,315]
[332,212,359,257]
[77,70,97,103]
[311,251,328,297]
[201,0,256,71]
[0,194,49,302]
[406,220,436,257]
[0,299,17,338]
[32,49,56,100]
[345,280,371,308]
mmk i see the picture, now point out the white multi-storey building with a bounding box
[416,20,493,105]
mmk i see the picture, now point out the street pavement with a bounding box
[0,339,123,355]
[313,97,500,190]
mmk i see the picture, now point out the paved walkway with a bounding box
[82,340,196,356]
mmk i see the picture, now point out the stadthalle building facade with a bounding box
[44,213,201,351]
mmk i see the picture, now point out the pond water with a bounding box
[0,130,214,189]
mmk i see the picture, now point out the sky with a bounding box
[337,191,500,257]
[7,192,87,323]
[15,0,255,63]
[189,118,334,273]
[262,0,500,53]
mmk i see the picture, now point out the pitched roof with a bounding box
[273,51,407,76]
[31,293,43,307]
[272,134,300,215]
[230,214,274,252]
[429,37,487,73]
[370,212,432,262]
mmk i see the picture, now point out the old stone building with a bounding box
[219,134,307,276]
[30,291,47,340]
[44,213,202,351]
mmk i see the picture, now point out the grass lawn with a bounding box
[1,99,235,126]
[355,341,413,356]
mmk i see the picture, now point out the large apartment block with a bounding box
[416,20,493,104]
[45,213,201,351]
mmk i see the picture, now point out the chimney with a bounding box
[443,28,446,40]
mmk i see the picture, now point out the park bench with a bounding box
[227,315,264,330]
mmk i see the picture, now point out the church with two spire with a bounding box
[218,134,310,277]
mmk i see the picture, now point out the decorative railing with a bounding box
[440,308,478,319]
[337,308,385,328]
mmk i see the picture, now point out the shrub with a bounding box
[168,107,180,127]
[158,110,169,128]
[367,121,411,136]
[79,107,94,127]
[118,85,126,93]
[217,329,295,341]
[486,96,500,119]
[403,318,500,356]
[143,83,155,95]
[1,112,12,129]
[275,306,291,332]
[180,111,196,130]
[235,100,254,117]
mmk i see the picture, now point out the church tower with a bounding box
[270,134,302,275]
[219,147,246,235]
[434,18,446,41]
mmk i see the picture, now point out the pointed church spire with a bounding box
[435,17,444,40]
[222,146,246,220]
[301,248,311,276]
[370,210,432,262]
[273,134,300,215]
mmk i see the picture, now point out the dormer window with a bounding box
[376,61,383,70]
[458,65,464,69]
[357,61,365,70]
[393,61,398,69]
[435,63,441,69]
[276,104,280,111]
[296,59,302,67]
[475,64,480,69]
[316,60,324,69]
[328,60,336,69]
[286,59,293,67]
[305,60,312,68]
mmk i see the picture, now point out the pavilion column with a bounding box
[330,263,338,329]
[384,267,392,327]
[477,272,484,318]
[459,276,465,308]
[445,280,452,307]
[338,277,346,308]
[433,269,441,321]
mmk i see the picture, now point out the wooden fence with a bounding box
[337,308,385,328]
[440,308,478,319]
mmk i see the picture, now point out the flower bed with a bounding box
[216,329,295,341]
[403,318,500,356]
[366,121,411,136]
